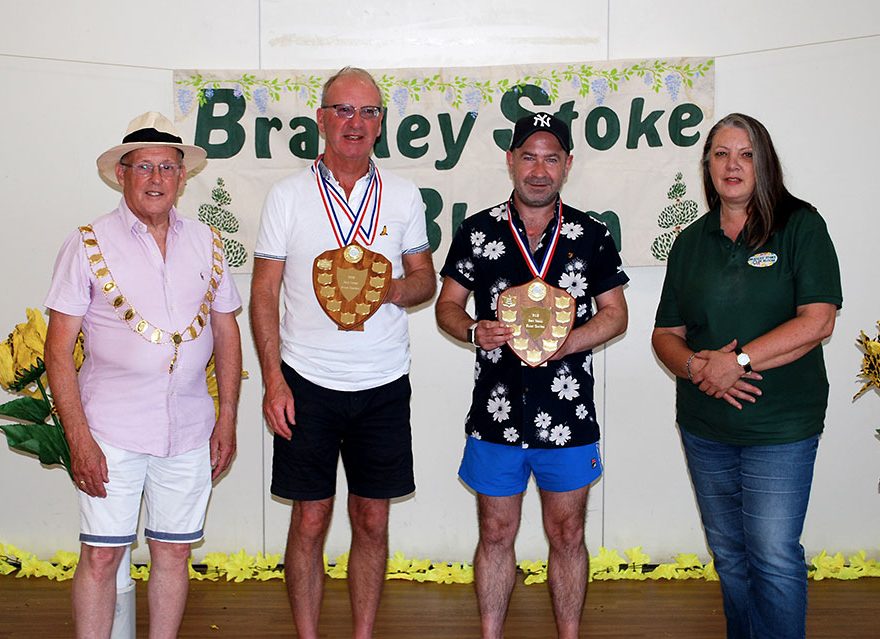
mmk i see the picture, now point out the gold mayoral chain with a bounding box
[78,224,225,373]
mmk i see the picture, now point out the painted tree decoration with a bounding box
[198,178,248,268]
[650,173,699,262]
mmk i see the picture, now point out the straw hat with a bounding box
[96,111,207,185]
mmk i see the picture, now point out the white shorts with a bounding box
[78,438,212,546]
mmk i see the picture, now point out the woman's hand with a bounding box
[692,339,763,409]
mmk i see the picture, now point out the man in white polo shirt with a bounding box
[250,66,435,638]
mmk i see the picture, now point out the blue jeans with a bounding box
[680,429,819,639]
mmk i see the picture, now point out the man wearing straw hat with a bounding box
[44,111,242,638]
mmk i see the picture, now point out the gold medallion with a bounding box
[527,281,547,302]
[344,244,364,263]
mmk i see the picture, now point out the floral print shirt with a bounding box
[439,197,629,448]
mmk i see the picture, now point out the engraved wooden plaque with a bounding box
[312,242,392,331]
[496,278,575,367]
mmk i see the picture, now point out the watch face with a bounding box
[737,352,750,366]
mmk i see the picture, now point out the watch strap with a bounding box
[734,347,753,373]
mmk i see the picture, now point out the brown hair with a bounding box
[701,113,793,247]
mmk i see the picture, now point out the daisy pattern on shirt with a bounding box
[489,278,511,311]
[561,222,583,240]
[550,374,580,400]
[582,353,593,372]
[577,303,589,318]
[470,431,482,440]
[456,258,474,282]
[503,427,519,443]
[489,205,508,222]
[576,404,588,419]
[487,396,511,422]
[534,411,552,429]
[534,411,552,442]
[559,271,587,298]
[473,360,481,382]
[549,424,572,446]
[471,231,486,257]
[484,347,503,363]
[483,240,505,260]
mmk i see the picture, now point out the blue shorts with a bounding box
[458,437,603,496]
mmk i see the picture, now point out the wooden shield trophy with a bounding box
[497,278,575,367]
[313,242,392,331]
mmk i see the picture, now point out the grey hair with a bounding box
[321,66,384,107]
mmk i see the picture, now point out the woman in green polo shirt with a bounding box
[652,113,842,639]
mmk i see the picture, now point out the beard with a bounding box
[515,180,560,208]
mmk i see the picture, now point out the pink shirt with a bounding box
[45,199,241,457]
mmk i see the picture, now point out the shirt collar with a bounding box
[507,193,561,236]
[118,198,182,235]
[317,157,375,187]
[704,205,724,237]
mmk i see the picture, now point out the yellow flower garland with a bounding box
[2,541,878,584]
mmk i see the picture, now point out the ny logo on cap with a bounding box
[534,114,552,128]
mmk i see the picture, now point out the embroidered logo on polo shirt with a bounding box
[748,252,778,268]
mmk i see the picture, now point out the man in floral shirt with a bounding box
[436,112,628,639]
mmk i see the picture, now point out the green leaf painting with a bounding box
[651,173,700,261]
[198,178,249,268]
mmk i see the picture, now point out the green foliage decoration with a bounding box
[175,59,714,117]
[198,178,248,268]
[651,173,700,261]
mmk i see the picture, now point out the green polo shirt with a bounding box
[655,198,842,445]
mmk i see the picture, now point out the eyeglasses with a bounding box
[120,161,182,178]
[321,104,383,120]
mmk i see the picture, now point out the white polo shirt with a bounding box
[254,160,429,391]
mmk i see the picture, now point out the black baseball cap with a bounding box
[509,112,572,152]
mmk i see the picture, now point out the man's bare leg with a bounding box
[474,493,524,639]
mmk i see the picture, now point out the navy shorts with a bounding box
[271,364,415,501]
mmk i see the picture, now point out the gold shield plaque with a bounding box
[312,242,392,331]
[496,277,575,367]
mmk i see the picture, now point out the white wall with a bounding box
[1,0,878,564]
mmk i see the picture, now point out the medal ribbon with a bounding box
[506,197,564,279]
[313,157,382,247]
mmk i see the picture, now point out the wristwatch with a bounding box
[734,347,752,373]
[466,322,479,347]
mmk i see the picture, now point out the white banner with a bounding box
[173,58,714,270]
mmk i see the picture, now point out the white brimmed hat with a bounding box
[96,111,207,185]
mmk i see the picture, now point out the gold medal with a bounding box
[344,244,364,263]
